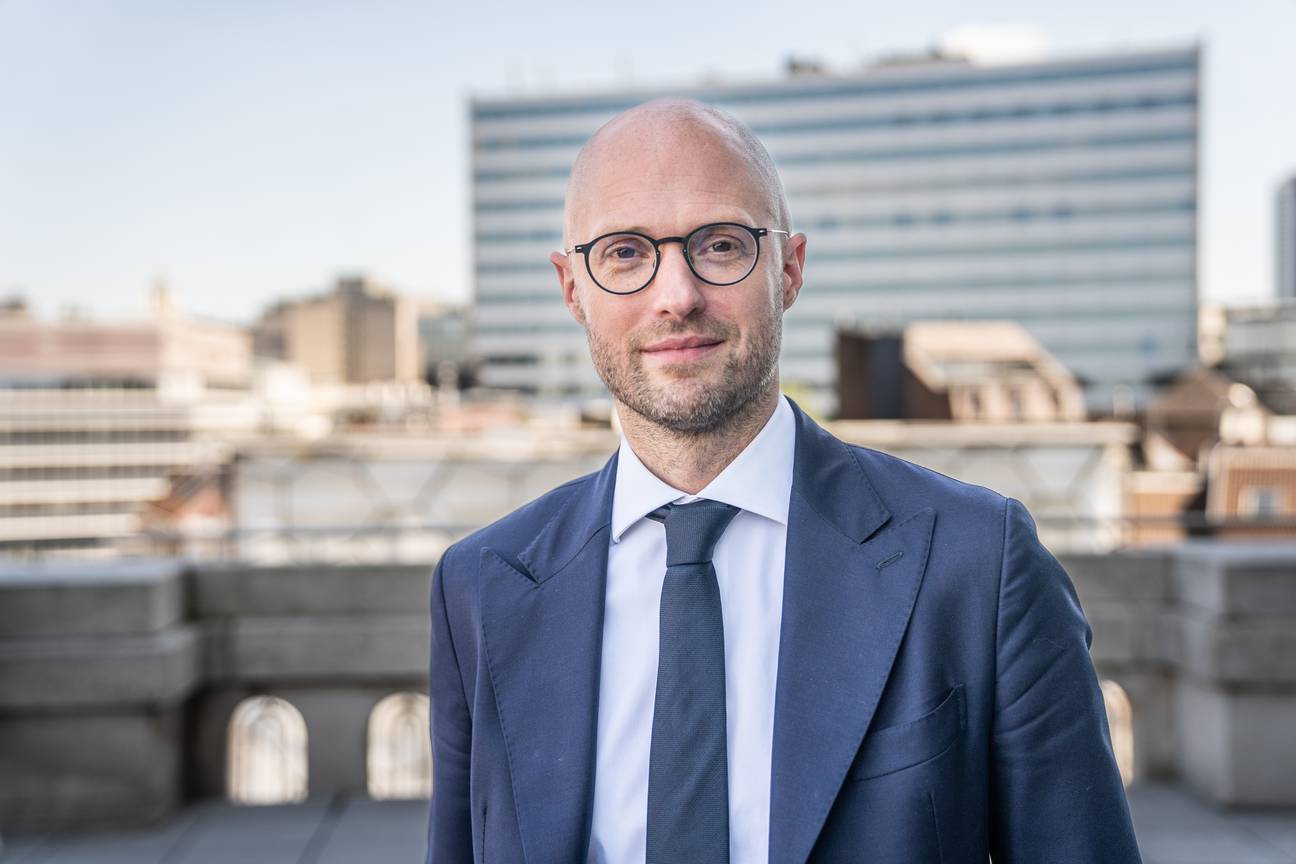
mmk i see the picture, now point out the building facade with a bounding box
[471,45,1200,415]
[254,276,420,385]
[1218,301,1296,415]
[1277,176,1296,301]
[0,306,254,557]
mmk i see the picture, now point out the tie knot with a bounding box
[650,499,740,566]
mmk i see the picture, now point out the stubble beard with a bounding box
[585,305,783,436]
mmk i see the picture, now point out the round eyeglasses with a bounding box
[566,222,790,296]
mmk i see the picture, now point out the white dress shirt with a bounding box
[587,395,795,864]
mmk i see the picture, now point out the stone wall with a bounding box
[1,545,1293,833]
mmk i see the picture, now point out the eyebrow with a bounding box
[585,216,757,239]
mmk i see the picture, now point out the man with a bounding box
[427,99,1141,863]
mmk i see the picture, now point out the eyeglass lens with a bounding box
[586,223,758,294]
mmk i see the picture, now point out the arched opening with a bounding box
[367,692,432,800]
[226,695,309,804]
[1099,680,1135,788]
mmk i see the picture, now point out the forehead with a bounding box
[568,124,770,238]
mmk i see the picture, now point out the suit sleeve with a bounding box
[426,551,474,863]
[988,498,1142,863]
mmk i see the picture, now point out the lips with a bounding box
[642,335,723,352]
[640,335,724,364]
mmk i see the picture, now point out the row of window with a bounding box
[475,165,1197,213]
[478,233,1194,276]
[227,693,430,804]
[476,93,1194,151]
[0,501,138,518]
[0,465,176,482]
[0,378,153,391]
[475,129,1194,183]
[477,283,1194,309]
[225,683,1137,804]
[474,305,1196,338]
[476,199,1195,246]
[0,430,190,445]
[478,264,1193,294]
[472,54,1195,120]
[481,337,1194,371]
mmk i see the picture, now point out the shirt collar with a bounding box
[611,395,796,543]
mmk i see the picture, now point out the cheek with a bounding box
[585,297,641,341]
[728,287,780,330]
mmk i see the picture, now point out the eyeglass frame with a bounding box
[564,222,792,296]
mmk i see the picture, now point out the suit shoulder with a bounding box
[843,441,1007,521]
[437,469,599,576]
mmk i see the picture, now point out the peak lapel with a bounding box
[479,453,617,864]
[769,405,936,864]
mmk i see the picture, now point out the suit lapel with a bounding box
[769,405,936,864]
[479,453,617,864]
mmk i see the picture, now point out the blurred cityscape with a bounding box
[3,39,1296,863]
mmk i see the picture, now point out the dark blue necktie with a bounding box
[645,499,740,864]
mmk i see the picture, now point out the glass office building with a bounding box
[471,45,1199,415]
[1278,176,1296,301]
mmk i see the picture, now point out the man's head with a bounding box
[550,99,806,435]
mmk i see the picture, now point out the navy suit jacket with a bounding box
[426,401,1142,863]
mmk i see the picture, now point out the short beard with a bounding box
[584,304,782,436]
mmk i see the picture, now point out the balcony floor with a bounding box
[2,783,1295,863]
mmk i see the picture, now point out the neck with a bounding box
[617,385,781,495]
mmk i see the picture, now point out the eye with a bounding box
[691,227,750,260]
[595,234,653,266]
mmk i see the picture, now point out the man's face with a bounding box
[551,127,806,434]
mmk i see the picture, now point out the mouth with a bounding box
[640,335,725,363]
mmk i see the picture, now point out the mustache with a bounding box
[629,317,735,349]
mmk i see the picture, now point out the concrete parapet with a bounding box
[0,708,184,833]
[1175,543,1296,617]
[1168,544,1296,807]
[1,544,1294,833]
[0,560,194,832]
[0,627,200,709]
[205,614,429,682]
[1,559,433,833]
[191,563,433,616]
[0,559,183,638]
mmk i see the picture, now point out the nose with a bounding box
[651,241,706,320]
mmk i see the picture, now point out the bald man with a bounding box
[426,100,1141,863]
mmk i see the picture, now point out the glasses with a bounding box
[565,222,790,296]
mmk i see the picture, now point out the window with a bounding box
[1100,680,1135,788]
[226,696,308,805]
[367,693,432,800]
[1238,486,1285,521]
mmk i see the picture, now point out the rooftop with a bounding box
[2,784,1294,864]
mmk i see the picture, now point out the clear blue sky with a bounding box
[2,0,1293,324]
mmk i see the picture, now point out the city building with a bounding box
[1205,445,1296,537]
[1214,301,1296,415]
[471,44,1200,415]
[0,296,256,557]
[417,302,472,388]
[1278,176,1296,300]
[835,320,1086,421]
[1127,365,1296,543]
[253,276,420,385]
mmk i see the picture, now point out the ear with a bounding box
[779,232,807,312]
[551,250,586,326]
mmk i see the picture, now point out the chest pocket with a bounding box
[849,684,965,781]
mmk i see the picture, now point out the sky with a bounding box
[1,0,1294,325]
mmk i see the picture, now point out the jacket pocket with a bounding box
[849,684,965,781]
